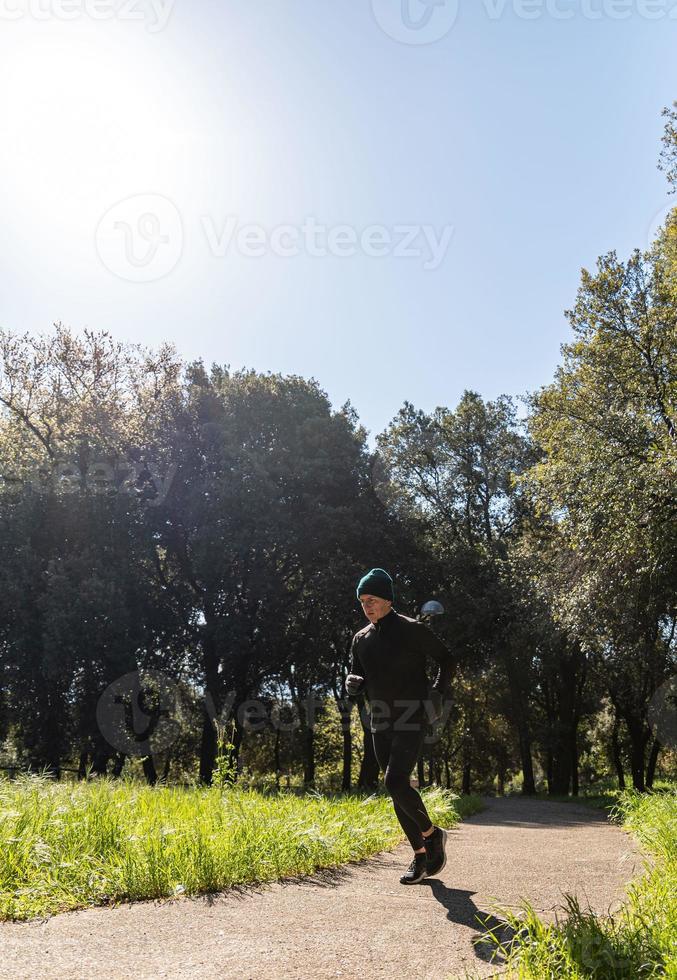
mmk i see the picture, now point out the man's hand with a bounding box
[345,674,365,697]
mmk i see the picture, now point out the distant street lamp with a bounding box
[419,599,445,621]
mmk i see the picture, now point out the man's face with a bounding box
[359,594,392,624]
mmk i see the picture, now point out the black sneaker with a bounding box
[424,826,447,877]
[399,852,428,885]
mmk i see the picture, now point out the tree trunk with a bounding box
[78,751,88,780]
[417,756,425,788]
[293,683,315,789]
[505,655,536,795]
[611,715,625,790]
[90,746,110,776]
[549,667,575,796]
[625,716,649,792]
[623,711,651,793]
[630,743,646,792]
[142,754,157,785]
[199,709,217,785]
[646,738,660,789]
[551,739,572,795]
[199,634,220,785]
[571,726,579,797]
[302,720,315,788]
[111,752,126,778]
[518,723,536,794]
[462,763,471,795]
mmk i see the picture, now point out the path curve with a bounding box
[0,797,640,980]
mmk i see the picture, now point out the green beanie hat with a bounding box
[356,568,394,602]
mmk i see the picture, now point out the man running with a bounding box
[346,567,454,885]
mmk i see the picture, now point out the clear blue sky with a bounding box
[0,0,675,440]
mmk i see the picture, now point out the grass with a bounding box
[0,772,483,921]
[479,789,677,979]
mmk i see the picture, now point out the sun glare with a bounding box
[0,23,199,236]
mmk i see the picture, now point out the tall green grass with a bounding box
[0,772,482,921]
[480,790,677,979]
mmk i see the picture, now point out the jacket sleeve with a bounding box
[414,621,455,693]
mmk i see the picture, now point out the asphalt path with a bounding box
[0,796,640,980]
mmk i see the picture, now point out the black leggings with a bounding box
[372,728,433,850]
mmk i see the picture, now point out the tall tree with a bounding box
[149,363,381,783]
[525,236,677,789]
[0,326,185,777]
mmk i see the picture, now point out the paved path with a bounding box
[0,797,639,980]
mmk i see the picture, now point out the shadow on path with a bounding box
[462,796,611,831]
[426,879,517,966]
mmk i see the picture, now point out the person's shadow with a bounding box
[424,879,518,966]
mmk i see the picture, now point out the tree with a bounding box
[148,363,383,783]
[0,325,185,778]
[525,238,677,789]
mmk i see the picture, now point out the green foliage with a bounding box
[527,245,676,571]
[659,101,677,191]
[523,233,677,790]
[211,721,238,788]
